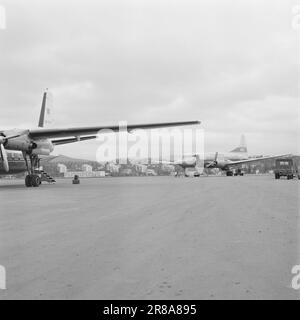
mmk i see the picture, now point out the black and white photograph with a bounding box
[0,0,299,306]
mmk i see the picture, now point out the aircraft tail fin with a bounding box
[38,89,54,128]
[230,134,248,153]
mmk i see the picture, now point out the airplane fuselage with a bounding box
[174,151,248,170]
[0,151,26,175]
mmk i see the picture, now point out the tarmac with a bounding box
[0,175,299,300]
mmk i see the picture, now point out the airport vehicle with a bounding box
[0,91,200,187]
[169,136,289,177]
[234,168,244,176]
[72,175,80,184]
[274,158,300,180]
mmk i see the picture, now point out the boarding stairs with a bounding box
[34,169,56,184]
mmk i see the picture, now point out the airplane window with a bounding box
[279,161,289,166]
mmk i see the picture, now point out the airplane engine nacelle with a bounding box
[31,140,54,156]
[4,137,35,152]
[219,163,229,171]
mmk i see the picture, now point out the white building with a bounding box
[57,163,67,173]
[82,164,93,172]
[106,162,120,173]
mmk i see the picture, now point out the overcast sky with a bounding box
[0,0,299,160]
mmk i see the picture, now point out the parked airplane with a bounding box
[0,91,200,187]
[169,135,289,176]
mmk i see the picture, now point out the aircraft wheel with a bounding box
[25,175,33,187]
[31,175,41,187]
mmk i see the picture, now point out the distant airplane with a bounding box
[167,135,289,176]
[0,91,200,187]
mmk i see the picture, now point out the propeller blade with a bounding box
[214,152,218,161]
[206,152,219,168]
[0,130,29,144]
[0,143,9,172]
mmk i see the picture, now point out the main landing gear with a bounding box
[25,174,41,187]
[23,152,41,188]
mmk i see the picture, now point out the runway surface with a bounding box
[0,175,299,300]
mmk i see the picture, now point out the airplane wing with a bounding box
[225,154,292,166]
[28,121,200,142]
[140,154,291,167]
[150,160,175,165]
[52,136,97,145]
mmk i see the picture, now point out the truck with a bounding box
[274,158,300,180]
